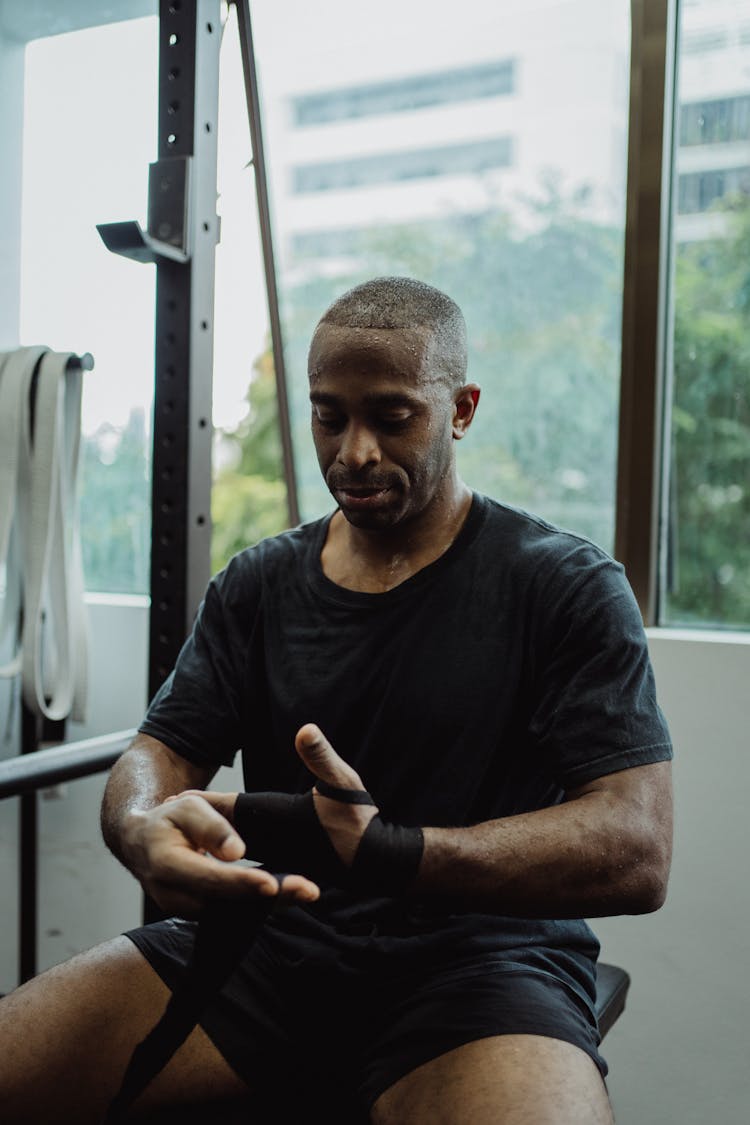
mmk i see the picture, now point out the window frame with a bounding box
[615,0,678,624]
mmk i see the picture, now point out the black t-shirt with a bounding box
[140,493,672,1011]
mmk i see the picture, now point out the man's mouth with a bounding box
[333,484,393,508]
[340,485,387,496]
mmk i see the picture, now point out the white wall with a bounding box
[595,630,750,1125]
[0,30,22,347]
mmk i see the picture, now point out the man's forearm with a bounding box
[414,765,673,918]
[100,732,214,870]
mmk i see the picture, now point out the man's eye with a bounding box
[314,411,344,430]
[378,414,412,431]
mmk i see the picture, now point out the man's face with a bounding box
[308,322,458,530]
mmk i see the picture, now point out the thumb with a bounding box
[295,724,364,790]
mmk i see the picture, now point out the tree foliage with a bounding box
[667,198,750,626]
[78,407,150,594]
[210,340,288,574]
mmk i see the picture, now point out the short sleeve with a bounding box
[527,543,672,789]
[139,553,260,769]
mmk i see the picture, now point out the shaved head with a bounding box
[312,276,468,389]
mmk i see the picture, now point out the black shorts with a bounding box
[126,917,607,1119]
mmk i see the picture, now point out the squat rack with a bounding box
[16,0,299,981]
[98,0,299,704]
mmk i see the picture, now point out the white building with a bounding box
[675,0,750,240]
[253,0,631,272]
[252,0,750,268]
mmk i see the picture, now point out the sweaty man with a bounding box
[0,277,673,1124]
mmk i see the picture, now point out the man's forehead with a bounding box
[308,322,433,377]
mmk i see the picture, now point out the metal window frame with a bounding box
[615,0,679,624]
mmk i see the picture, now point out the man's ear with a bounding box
[452,384,481,440]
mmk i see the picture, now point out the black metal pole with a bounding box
[233,0,300,527]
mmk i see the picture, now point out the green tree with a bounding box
[211,341,288,573]
[78,408,150,594]
[667,197,750,626]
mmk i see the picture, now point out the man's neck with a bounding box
[321,480,473,593]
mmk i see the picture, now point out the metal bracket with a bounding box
[96,155,192,264]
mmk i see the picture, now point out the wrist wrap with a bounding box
[233,790,345,885]
[351,817,424,895]
[233,786,424,896]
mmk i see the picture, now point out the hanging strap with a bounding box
[0,346,48,680]
[21,350,88,721]
[0,346,88,721]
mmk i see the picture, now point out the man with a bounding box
[0,277,672,1124]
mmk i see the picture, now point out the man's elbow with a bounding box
[624,836,672,913]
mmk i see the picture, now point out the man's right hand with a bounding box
[120,791,321,918]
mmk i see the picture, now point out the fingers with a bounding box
[137,792,321,917]
[148,856,319,918]
[182,789,239,832]
[295,723,365,790]
[164,792,245,862]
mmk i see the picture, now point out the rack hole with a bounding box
[168,100,179,115]
[167,133,178,146]
[207,22,214,33]
[200,320,208,330]
[168,67,180,80]
[197,514,206,526]
[169,33,179,46]
[202,221,210,232]
[199,417,208,429]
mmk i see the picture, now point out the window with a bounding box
[292,60,516,126]
[679,95,750,146]
[20,15,158,595]
[292,137,513,194]
[677,166,750,213]
[662,0,750,627]
[250,0,631,550]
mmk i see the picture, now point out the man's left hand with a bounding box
[294,723,378,866]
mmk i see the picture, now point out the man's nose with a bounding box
[337,423,381,469]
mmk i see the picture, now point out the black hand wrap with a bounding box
[233,790,346,885]
[350,816,424,895]
[233,784,424,896]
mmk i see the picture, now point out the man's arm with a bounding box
[294,726,673,918]
[100,732,320,917]
[416,760,673,917]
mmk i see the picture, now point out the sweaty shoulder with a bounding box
[476,494,625,594]
[213,516,328,606]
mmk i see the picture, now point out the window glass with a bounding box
[20,16,157,595]
[248,0,631,549]
[663,0,750,627]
